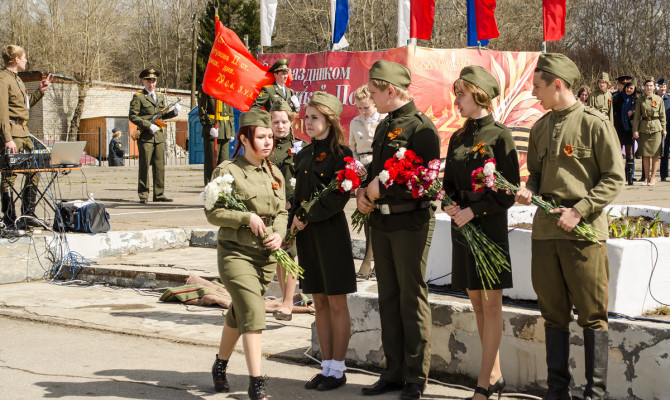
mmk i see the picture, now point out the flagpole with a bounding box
[542,41,546,53]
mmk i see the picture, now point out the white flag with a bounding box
[260,0,278,47]
[397,0,410,47]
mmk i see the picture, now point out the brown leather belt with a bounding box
[10,117,27,126]
[375,200,431,215]
[541,195,579,208]
[646,116,659,121]
[259,216,274,225]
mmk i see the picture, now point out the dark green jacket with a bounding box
[269,134,296,204]
[129,89,178,143]
[252,83,297,112]
[198,89,234,140]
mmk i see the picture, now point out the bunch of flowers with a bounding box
[471,158,601,243]
[200,175,304,279]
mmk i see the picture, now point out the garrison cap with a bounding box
[139,68,160,79]
[269,100,293,113]
[269,58,290,73]
[643,77,655,85]
[239,109,271,129]
[536,53,580,87]
[309,91,343,116]
[597,72,610,82]
[658,78,667,86]
[616,75,633,84]
[459,65,500,99]
[369,60,411,90]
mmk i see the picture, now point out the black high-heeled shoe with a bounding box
[488,376,506,400]
[471,386,490,399]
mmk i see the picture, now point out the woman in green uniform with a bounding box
[290,92,356,392]
[268,101,299,321]
[633,78,667,186]
[442,66,520,400]
[205,109,287,400]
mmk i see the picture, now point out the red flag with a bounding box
[410,0,435,40]
[543,0,566,41]
[203,17,287,111]
[474,0,499,41]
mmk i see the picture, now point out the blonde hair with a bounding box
[306,102,346,156]
[353,85,371,101]
[368,79,413,102]
[2,45,25,66]
[113,131,122,138]
[454,79,493,113]
[270,109,296,123]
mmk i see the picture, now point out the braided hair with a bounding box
[265,157,283,188]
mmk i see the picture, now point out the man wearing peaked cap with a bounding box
[515,53,624,400]
[198,85,235,185]
[587,72,614,123]
[129,67,180,203]
[252,58,300,113]
[357,59,440,400]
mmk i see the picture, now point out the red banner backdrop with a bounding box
[259,47,545,178]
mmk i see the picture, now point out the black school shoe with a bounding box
[400,382,425,400]
[316,374,346,391]
[305,373,326,389]
[361,378,403,395]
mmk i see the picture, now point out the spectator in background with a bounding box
[587,73,614,124]
[613,78,637,185]
[657,78,670,182]
[199,86,234,185]
[633,77,667,186]
[577,86,590,105]
[108,128,125,166]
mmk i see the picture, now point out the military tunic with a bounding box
[365,100,440,386]
[269,134,297,257]
[198,89,234,185]
[252,83,297,112]
[128,89,178,200]
[108,137,125,166]
[526,100,624,330]
[633,93,667,157]
[0,68,43,191]
[205,156,288,334]
[587,89,614,124]
[291,138,356,295]
[442,114,519,290]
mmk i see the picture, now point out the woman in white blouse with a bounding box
[348,85,386,278]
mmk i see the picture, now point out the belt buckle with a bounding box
[647,117,652,121]
[379,204,390,215]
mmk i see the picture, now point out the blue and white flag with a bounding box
[331,0,349,49]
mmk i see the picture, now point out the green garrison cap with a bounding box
[139,68,160,79]
[269,58,290,73]
[269,100,293,113]
[369,60,411,90]
[536,53,580,87]
[309,91,343,116]
[598,72,610,82]
[239,109,271,129]
[459,65,500,99]
[643,77,655,85]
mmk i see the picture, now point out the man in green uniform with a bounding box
[252,58,300,113]
[0,45,53,229]
[356,60,440,400]
[129,68,180,203]
[198,86,234,185]
[587,72,614,124]
[515,53,624,400]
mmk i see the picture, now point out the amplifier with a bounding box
[0,152,51,170]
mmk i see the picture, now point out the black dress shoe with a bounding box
[400,382,425,400]
[153,197,174,202]
[273,310,292,321]
[317,374,346,391]
[305,373,327,389]
[361,378,403,395]
[488,376,506,400]
[139,199,147,204]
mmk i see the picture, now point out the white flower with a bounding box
[341,179,353,192]
[222,185,233,195]
[199,191,206,204]
[379,169,390,184]
[221,173,235,184]
[483,162,496,177]
[203,182,222,210]
[289,177,296,188]
[396,147,407,159]
[291,141,303,155]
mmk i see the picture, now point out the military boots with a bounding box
[583,330,608,400]
[543,328,572,400]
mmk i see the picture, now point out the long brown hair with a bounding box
[453,79,494,139]
[306,102,346,156]
[233,125,282,188]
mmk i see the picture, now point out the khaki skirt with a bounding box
[638,130,662,157]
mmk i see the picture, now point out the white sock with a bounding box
[321,359,331,376]
[328,359,346,379]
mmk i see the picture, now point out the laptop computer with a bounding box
[50,141,86,167]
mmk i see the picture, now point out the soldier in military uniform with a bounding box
[198,86,234,185]
[658,78,670,181]
[587,72,613,124]
[515,53,624,400]
[0,45,53,229]
[633,77,667,186]
[129,68,180,203]
[357,60,440,400]
[252,58,300,113]
[206,109,286,400]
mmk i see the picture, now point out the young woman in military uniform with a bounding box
[633,78,667,186]
[205,109,287,400]
[442,66,520,400]
[587,73,613,124]
[290,92,356,392]
[268,101,298,321]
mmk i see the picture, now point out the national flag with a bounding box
[331,0,349,46]
[474,0,499,41]
[260,0,278,47]
[398,0,411,47]
[410,0,435,40]
[543,0,566,41]
[466,0,488,46]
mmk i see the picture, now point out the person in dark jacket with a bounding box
[108,129,125,166]
[442,66,519,400]
[613,78,637,185]
[290,92,356,392]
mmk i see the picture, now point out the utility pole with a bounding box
[190,13,198,109]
